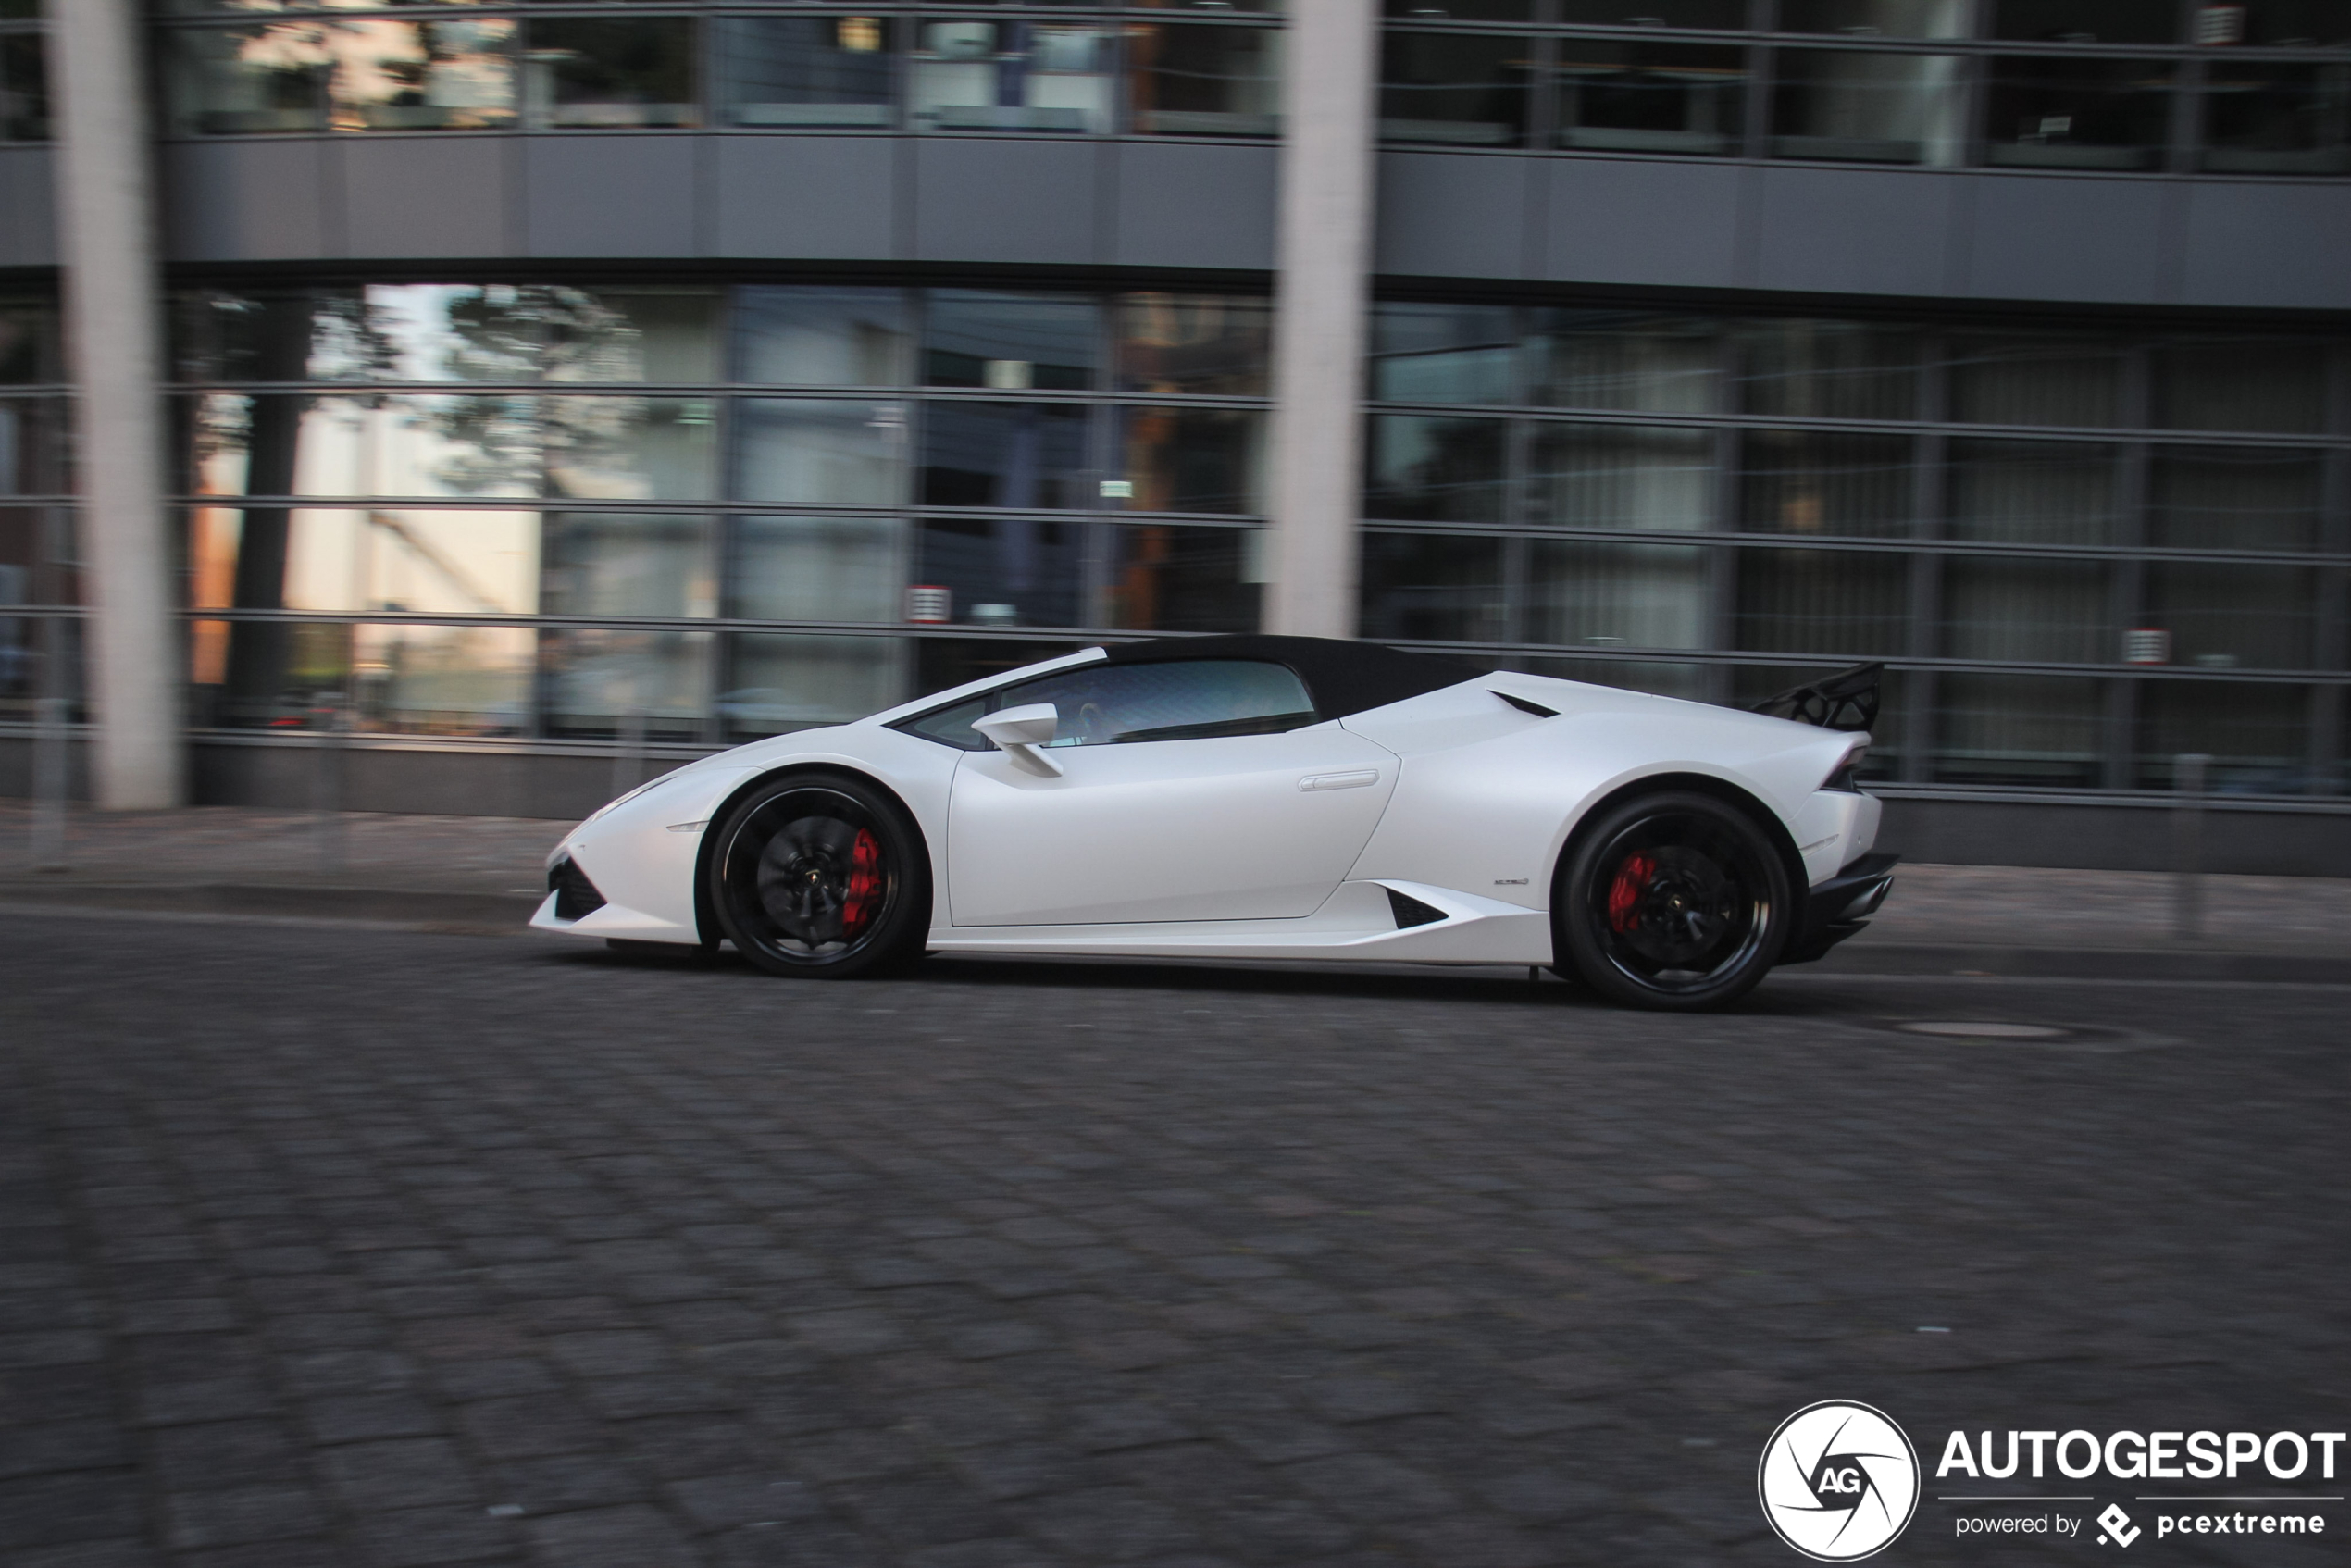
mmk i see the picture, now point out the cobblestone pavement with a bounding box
[2,912,2346,1568]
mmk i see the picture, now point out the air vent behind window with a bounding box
[1386,888,1447,929]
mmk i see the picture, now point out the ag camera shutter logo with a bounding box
[1759,1400,1922,1561]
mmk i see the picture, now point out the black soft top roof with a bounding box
[1100,636,1477,721]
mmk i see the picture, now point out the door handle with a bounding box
[1298,769,1380,792]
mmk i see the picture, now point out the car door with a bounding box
[938,659,1399,926]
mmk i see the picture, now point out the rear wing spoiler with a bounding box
[1748,663,1881,732]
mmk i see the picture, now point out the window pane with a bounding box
[248,507,541,615]
[2145,563,2317,669]
[1360,531,1509,641]
[910,19,1114,134]
[539,628,710,741]
[0,396,65,494]
[716,16,895,129]
[926,292,1099,391]
[920,403,1091,509]
[1118,407,1265,515]
[1984,57,2175,169]
[1528,425,1713,532]
[1739,432,1913,538]
[721,633,904,740]
[1734,548,1909,655]
[1531,313,1719,413]
[1771,50,1964,164]
[0,300,59,384]
[2,33,47,141]
[735,399,907,506]
[525,19,697,130]
[1386,1,1536,18]
[1126,22,1281,137]
[1115,293,1271,396]
[2202,61,2351,175]
[1525,540,1709,650]
[353,622,533,737]
[912,637,1088,703]
[2150,448,2324,553]
[1949,335,2124,427]
[1557,40,1747,156]
[1933,673,2104,788]
[2154,341,2327,433]
[1380,31,1531,147]
[1992,0,2178,43]
[1365,415,1508,522]
[541,398,716,501]
[1737,321,1918,419]
[1941,556,2108,663]
[1499,656,1710,701]
[2230,2,2351,45]
[1947,439,2120,545]
[540,513,711,618]
[200,618,353,730]
[2135,680,2310,791]
[914,516,1085,627]
[541,291,720,384]
[327,19,514,132]
[728,516,902,623]
[736,289,913,388]
[1371,304,1519,404]
[1102,524,1263,633]
[1779,0,1974,38]
[1004,658,1317,746]
[168,24,328,135]
[190,393,544,499]
[1557,0,1747,24]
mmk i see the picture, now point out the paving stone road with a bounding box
[2,911,2345,1568]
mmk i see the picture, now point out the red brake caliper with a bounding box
[841,829,883,938]
[1607,852,1656,934]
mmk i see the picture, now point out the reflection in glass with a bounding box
[1734,548,1908,656]
[2145,563,2316,670]
[1528,426,1713,532]
[0,300,58,384]
[1116,294,1271,396]
[1949,336,2124,427]
[1533,314,1718,413]
[914,637,1088,703]
[1941,557,2108,663]
[1384,1,1536,18]
[915,515,1083,627]
[168,24,329,134]
[722,634,903,740]
[1104,524,1262,633]
[1126,22,1281,136]
[1779,0,1972,37]
[1772,49,1963,163]
[909,19,1115,133]
[1556,0,1747,24]
[539,628,710,740]
[735,289,912,387]
[2203,61,2351,175]
[1371,304,1518,404]
[326,19,514,131]
[1379,31,1530,146]
[0,396,64,494]
[1984,56,2173,169]
[1556,39,1747,156]
[353,623,533,737]
[926,292,1098,391]
[2150,449,2323,553]
[1738,321,1917,420]
[1119,407,1264,515]
[540,514,711,619]
[1991,0,2178,43]
[1947,440,2120,545]
[275,508,541,615]
[1361,531,1508,641]
[717,16,895,128]
[2154,341,2327,433]
[524,19,697,129]
[1526,541,1708,650]
[1933,674,2103,788]
[1501,657,1710,702]
[730,516,902,624]
[1365,415,1508,522]
[2135,681,2309,792]
[735,399,906,506]
[2,33,46,141]
[920,403,1090,509]
[2225,1,2351,45]
[1740,431,1912,538]
[541,399,716,501]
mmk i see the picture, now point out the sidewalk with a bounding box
[2,803,2345,979]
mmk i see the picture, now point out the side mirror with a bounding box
[971,703,1064,776]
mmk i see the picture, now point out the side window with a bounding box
[898,695,991,751]
[1007,660,1316,747]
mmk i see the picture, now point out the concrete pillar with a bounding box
[1266,0,1378,640]
[50,0,184,807]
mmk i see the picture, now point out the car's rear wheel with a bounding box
[708,772,929,979]
[1553,790,1790,1011]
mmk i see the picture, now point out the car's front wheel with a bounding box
[1553,790,1791,1011]
[708,772,929,979]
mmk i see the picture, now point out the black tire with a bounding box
[707,771,930,979]
[1553,790,1792,1011]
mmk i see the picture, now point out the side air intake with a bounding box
[1386,888,1447,929]
[549,856,607,921]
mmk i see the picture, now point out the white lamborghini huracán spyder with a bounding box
[534,635,1896,1010]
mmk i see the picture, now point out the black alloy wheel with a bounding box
[708,772,929,978]
[1553,790,1791,1011]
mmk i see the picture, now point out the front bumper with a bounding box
[1779,852,1898,965]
